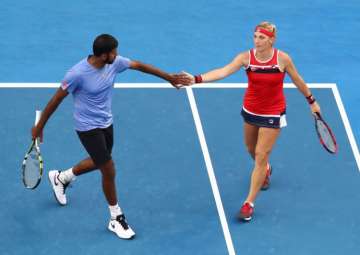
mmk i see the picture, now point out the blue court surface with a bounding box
[1,0,360,254]
[0,85,359,255]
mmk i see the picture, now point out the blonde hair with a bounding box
[256,21,277,37]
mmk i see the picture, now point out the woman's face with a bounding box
[253,31,273,51]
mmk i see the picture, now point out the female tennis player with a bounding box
[181,21,321,221]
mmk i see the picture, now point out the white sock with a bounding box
[58,168,75,184]
[109,204,123,219]
[109,204,122,219]
[245,201,254,207]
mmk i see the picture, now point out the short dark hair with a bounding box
[93,34,118,56]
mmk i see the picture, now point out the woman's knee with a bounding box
[246,144,256,155]
[255,149,270,163]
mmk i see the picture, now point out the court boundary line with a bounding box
[0,83,336,88]
[2,82,360,253]
[186,87,236,255]
[1,82,358,171]
[331,85,360,170]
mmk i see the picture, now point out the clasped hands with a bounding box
[168,71,196,89]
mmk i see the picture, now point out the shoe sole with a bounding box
[239,216,252,222]
[108,226,136,240]
[48,173,66,206]
[237,212,253,222]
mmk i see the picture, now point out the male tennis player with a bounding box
[31,34,191,239]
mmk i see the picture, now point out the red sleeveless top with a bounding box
[244,49,286,115]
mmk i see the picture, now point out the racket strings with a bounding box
[317,120,337,152]
[23,148,41,188]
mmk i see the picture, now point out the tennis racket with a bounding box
[22,110,43,189]
[314,112,338,154]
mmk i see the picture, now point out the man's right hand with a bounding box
[168,72,194,89]
[170,71,195,88]
[31,125,43,143]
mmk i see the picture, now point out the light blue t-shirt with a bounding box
[61,55,130,131]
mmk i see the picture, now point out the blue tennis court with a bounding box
[1,84,359,254]
[1,0,360,254]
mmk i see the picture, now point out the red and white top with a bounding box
[244,48,286,115]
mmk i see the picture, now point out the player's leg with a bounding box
[247,127,280,201]
[243,121,273,190]
[72,157,97,175]
[48,157,96,205]
[243,122,259,160]
[58,124,115,179]
[49,127,109,205]
[99,159,117,205]
[99,158,134,239]
[98,125,135,239]
[97,124,118,206]
[48,125,135,238]
[238,127,280,221]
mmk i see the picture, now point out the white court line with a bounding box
[331,84,360,171]
[1,82,359,170]
[2,82,360,252]
[0,82,336,88]
[1,83,359,169]
[0,82,360,166]
[186,87,236,255]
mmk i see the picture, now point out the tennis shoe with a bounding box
[48,170,69,206]
[238,202,254,222]
[108,214,135,239]
[261,164,272,190]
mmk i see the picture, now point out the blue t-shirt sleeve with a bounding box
[61,69,79,93]
[113,55,131,73]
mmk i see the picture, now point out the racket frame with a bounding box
[22,110,43,189]
[22,139,43,189]
[314,112,338,154]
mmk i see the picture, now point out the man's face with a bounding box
[102,48,118,64]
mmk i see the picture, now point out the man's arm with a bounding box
[31,87,69,141]
[129,60,191,88]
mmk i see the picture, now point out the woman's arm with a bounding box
[280,51,320,113]
[200,51,249,82]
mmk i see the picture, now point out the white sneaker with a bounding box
[48,170,69,206]
[108,214,135,239]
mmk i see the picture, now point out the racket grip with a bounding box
[35,110,42,125]
[315,112,321,119]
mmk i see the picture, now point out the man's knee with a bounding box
[99,159,116,179]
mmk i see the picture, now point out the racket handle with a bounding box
[34,110,42,145]
[35,110,42,125]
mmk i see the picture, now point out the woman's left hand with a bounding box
[310,101,321,115]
